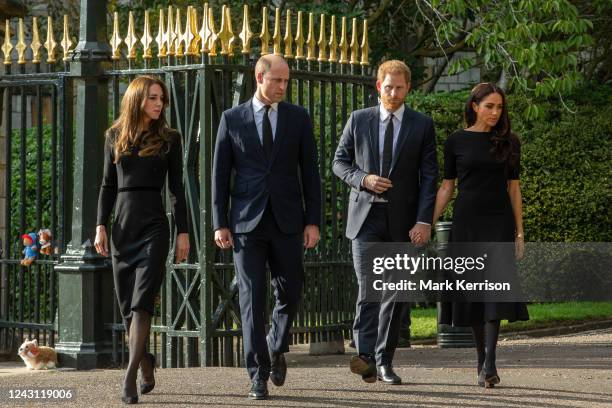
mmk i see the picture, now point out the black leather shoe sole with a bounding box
[350,356,376,383]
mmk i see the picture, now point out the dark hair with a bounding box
[465,82,519,168]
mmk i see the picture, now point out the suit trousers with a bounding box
[233,203,304,381]
[352,203,406,366]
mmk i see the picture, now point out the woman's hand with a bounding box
[515,234,525,260]
[94,225,109,257]
[175,232,190,263]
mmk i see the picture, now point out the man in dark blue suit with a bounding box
[333,60,438,385]
[212,55,321,400]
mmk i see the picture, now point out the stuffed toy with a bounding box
[37,229,54,256]
[21,233,38,266]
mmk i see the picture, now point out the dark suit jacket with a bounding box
[332,104,438,241]
[213,100,321,234]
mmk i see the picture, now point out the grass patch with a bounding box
[410,302,612,340]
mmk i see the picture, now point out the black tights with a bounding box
[123,310,152,395]
[471,320,500,374]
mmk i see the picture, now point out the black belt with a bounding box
[118,186,161,193]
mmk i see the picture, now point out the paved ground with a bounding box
[0,328,611,407]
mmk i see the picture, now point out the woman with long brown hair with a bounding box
[432,82,529,388]
[94,75,189,404]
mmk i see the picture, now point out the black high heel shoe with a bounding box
[140,353,156,395]
[478,369,500,388]
[122,376,138,404]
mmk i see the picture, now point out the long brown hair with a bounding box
[465,82,519,167]
[108,75,171,162]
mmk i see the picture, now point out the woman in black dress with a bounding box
[432,83,529,388]
[94,75,189,404]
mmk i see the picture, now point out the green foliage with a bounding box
[406,83,612,242]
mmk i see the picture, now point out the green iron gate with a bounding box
[0,4,376,368]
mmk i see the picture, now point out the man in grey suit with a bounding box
[333,60,438,384]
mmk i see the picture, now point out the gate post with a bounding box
[54,0,114,369]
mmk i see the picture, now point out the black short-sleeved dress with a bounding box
[96,129,188,319]
[438,129,529,326]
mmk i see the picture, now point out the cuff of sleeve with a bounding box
[416,222,430,226]
[359,173,368,191]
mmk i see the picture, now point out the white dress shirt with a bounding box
[252,95,278,144]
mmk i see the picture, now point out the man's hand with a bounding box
[363,175,393,194]
[214,228,234,249]
[409,223,431,247]
[303,225,320,249]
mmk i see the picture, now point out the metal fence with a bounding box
[0,4,376,368]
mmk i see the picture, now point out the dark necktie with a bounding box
[381,113,394,178]
[262,105,273,159]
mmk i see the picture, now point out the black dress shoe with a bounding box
[350,355,376,383]
[140,352,156,395]
[377,365,402,385]
[267,336,287,386]
[248,380,269,400]
[270,352,287,386]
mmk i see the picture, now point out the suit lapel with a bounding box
[368,107,380,174]
[241,101,267,163]
[269,102,288,166]
[389,106,413,176]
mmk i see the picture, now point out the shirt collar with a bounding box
[379,104,405,123]
[252,95,279,112]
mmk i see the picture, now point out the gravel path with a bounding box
[0,328,610,407]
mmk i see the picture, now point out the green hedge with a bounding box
[406,83,612,242]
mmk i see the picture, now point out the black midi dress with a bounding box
[96,129,188,319]
[438,129,529,326]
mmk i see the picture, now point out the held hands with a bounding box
[214,228,234,249]
[303,225,320,249]
[175,233,190,263]
[94,225,109,257]
[363,175,393,194]
[409,223,431,247]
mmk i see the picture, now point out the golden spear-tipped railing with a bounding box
[16,18,27,64]
[141,10,154,59]
[272,8,282,56]
[125,11,139,60]
[328,15,338,64]
[31,17,42,63]
[239,5,253,55]
[45,16,57,63]
[305,13,315,61]
[259,6,270,56]
[338,16,348,64]
[60,15,73,61]
[360,19,369,66]
[218,5,235,56]
[283,10,293,59]
[110,12,123,60]
[0,7,371,68]
[155,8,167,58]
[317,14,327,63]
[2,19,13,65]
[349,17,359,65]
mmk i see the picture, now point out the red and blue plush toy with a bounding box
[21,233,38,267]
